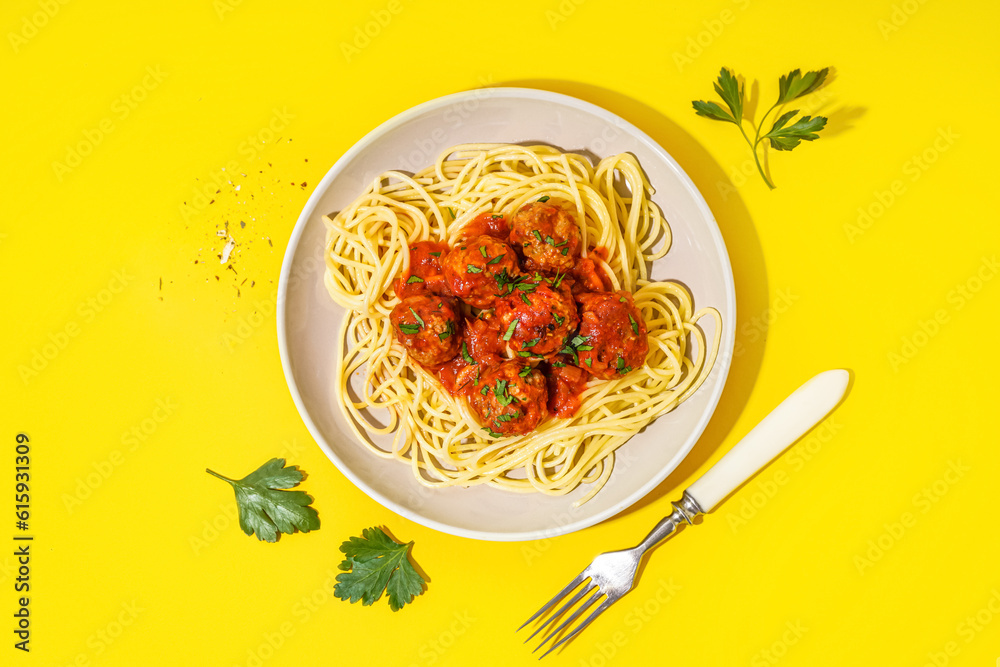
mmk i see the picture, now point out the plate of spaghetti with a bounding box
[278,88,735,541]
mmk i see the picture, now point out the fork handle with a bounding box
[686,369,849,512]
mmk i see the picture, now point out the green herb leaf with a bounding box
[467,265,483,274]
[409,307,425,328]
[447,207,456,219]
[764,113,828,151]
[518,366,532,378]
[481,426,503,437]
[537,195,550,202]
[532,230,543,243]
[461,342,476,364]
[523,337,541,348]
[486,254,506,265]
[479,245,488,258]
[691,100,737,124]
[399,324,420,335]
[334,527,426,611]
[438,320,454,341]
[206,458,319,543]
[429,251,441,257]
[551,311,565,326]
[406,275,424,284]
[519,293,532,305]
[629,313,639,335]
[713,67,744,123]
[585,358,592,368]
[502,319,518,341]
[777,68,829,105]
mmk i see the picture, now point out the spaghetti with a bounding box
[323,144,721,504]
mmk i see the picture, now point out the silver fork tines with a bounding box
[518,492,704,658]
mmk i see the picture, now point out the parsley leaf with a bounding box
[334,527,426,611]
[552,311,565,326]
[438,320,454,341]
[482,426,503,437]
[777,68,830,104]
[519,292,532,305]
[692,66,830,189]
[406,275,424,284]
[518,366,532,378]
[428,251,441,257]
[461,342,476,364]
[537,195,550,202]
[502,319,518,341]
[206,458,319,543]
[629,313,639,335]
[487,253,506,265]
[764,112,828,151]
[398,324,420,335]
[467,264,483,274]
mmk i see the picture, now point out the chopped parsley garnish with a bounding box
[561,247,569,255]
[518,366,532,378]
[479,245,488,258]
[438,320,454,341]
[481,427,503,438]
[629,314,639,335]
[502,319,518,341]
[549,272,566,289]
[517,351,532,357]
[495,410,521,423]
[429,251,441,257]
[537,196,550,202]
[480,385,490,395]
[486,254,505,265]
[616,357,632,374]
[619,295,628,303]
[560,334,590,365]
[406,275,424,284]
[467,265,483,274]
[532,230,543,243]
[519,293,532,305]
[515,282,537,292]
[551,311,565,326]
[447,207,456,219]
[399,324,420,335]
[585,358,593,367]
[461,342,475,364]
[553,361,566,368]
[523,337,541,348]
[408,308,425,328]
[577,344,593,351]
[494,379,514,406]
[491,214,503,220]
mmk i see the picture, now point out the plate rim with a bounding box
[277,87,736,541]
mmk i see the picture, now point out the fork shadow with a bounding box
[494,79,770,521]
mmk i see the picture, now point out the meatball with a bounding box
[390,295,463,366]
[495,278,579,358]
[441,235,523,308]
[510,200,582,272]
[468,360,549,437]
[574,291,648,380]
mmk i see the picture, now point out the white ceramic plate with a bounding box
[278,88,735,542]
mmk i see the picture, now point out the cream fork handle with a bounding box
[686,369,849,512]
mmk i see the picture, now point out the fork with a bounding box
[519,369,850,658]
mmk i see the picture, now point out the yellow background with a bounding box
[3,0,998,665]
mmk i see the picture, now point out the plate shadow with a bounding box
[491,79,771,520]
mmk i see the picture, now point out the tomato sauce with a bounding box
[547,364,590,418]
[396,240,450,299]
[460,212,510,240]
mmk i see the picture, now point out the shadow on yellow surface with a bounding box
[498,79,770,521]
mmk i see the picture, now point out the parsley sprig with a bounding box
[693,67,830,189]
[206,458,320,543]
[334,527,426,611]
